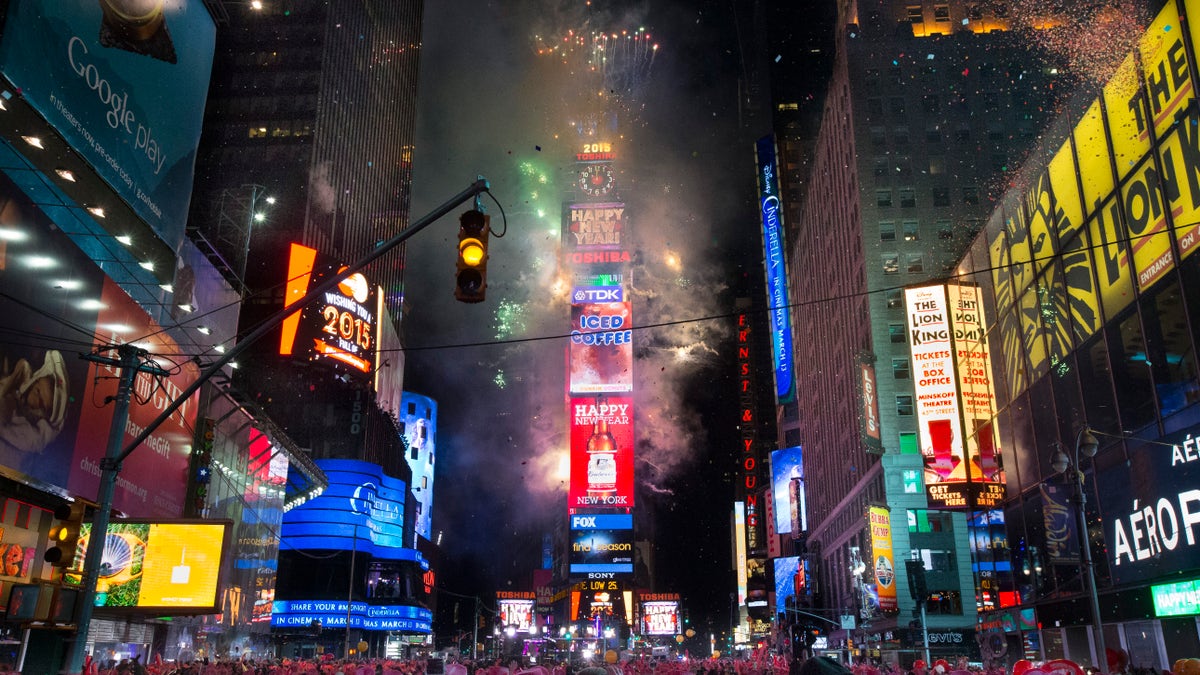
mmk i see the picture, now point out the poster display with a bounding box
[567,397,635,508]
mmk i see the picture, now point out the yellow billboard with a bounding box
[868,506,896,613]
[66,520,230,612]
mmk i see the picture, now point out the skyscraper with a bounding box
[777,0,1100,652]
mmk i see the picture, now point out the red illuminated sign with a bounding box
[736,314,760,549]
[568,397,635,508]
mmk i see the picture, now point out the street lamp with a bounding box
[1051,427,1107,670]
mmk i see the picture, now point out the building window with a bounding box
[866,68,880,84]
[937,220,954,240]
[926,128,943,144]
[877,189,893,208]
[894,126,910,145]
[895,155,912,177]
[955,126,971,142]
[962,186,980,205]
[934,4,951,21]
[890,66,903,84]
[903,220,920,241]
[922,94,940,113]
[907,254,925,273]
[929,156,945,175]
[883,253,900,275]
[992,153,1008,172]
[897,395,914,416]
[867,97,883,116]
[893,358,910,379]
[887,289,903,309]
[871,126,887,147]
[890,97,907,116]
[899,432,919,453]
[880,221,897,241]
[899,188,916,208]
[907,5,923,23]
[932,187,951,206]
[890,323,907,343]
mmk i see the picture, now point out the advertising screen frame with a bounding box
[64,519,232,614]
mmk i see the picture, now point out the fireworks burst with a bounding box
[533,27,659,95]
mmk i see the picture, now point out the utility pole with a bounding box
[68,344,169,668]
[64,178,491,674]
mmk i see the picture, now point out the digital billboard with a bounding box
[568,397,635,508]
[399,393,437,542]
[773,556,800,616]
[755,135,795,404]
[280,459,422,564]
[984,0,1200,405]
[563,203,627,252]
[770,447,805,535]
[905,285,969,509]
[271,599,431,632]
[63,520,230,612]
[868,506,897,613]
[948,285,1004,508]
[569,302,633,393]
[640,598,680,635]
[0,0,216,252]
[497,591,536,632]
[569,527,634,576]
[280,243,380,379]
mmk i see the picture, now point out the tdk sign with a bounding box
[571,514,633,530]
[572,286,623,303]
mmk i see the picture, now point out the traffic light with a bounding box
[44,501,86,568]
[906,559,928,601]
[455,210,490,303]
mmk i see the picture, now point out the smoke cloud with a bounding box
[404,0,747,599]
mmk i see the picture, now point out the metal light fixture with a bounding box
[1052,427,1107,669]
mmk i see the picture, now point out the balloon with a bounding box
[914,662,927,671]
[605,650,619,664]
[1013,661,1033,675]
[1179,659,1200,675]
[1043,660,1086,675]
[934,661,951,675]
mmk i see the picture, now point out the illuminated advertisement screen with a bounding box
[568,397,635,508]
[948,285,1005,508]
[755,135,795,404]
[281,459,423,564]
[498,598,536,632]
[563,202,626,252]
[1152,579,1200,617]
[280,243,380,379]
[0,0,216,252]
[773,556,800,615]
[63,520,230,612]
[641,600,680,635]
[399,393,437,542]
[271,599,431,632]
[905,285,968,509]
[569,527,634,577]
[868,506,897,613]
[569,302,632,393]
[770,447,805,535]
[734,502,747,606]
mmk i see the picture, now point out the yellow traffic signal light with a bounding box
[44,501,86,569]
[455,210,490,303]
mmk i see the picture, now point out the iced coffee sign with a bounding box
[905,285,968,509]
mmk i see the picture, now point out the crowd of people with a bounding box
[74,650,1194,675]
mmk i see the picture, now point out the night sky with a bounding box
[401,0,831,637]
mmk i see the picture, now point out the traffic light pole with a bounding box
[67,345,169,672]
[64,177,491,674]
